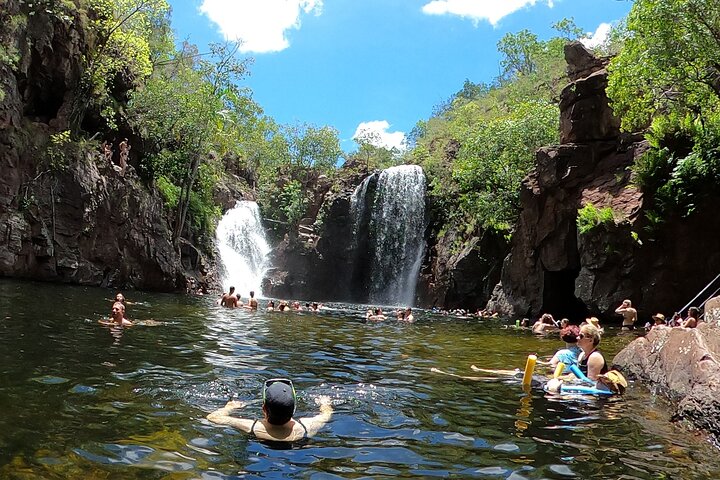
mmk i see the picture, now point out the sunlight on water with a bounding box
[1,278,719,479]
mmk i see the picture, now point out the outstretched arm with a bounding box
[206,400,254,432]
[300,396,333,437]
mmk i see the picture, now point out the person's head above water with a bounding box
[250,291,255,298]
[559,325,580,344]
[115,292,125,303]
[229,286,235,294]
[262,378,296,425]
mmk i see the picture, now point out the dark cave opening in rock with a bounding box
[542,269,589,321]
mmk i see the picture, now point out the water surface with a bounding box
[0,279,717,479]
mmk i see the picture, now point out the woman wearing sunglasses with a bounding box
[576,323,608,381]
[206,379,333,442]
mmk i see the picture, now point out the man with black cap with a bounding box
[206,378,333,442]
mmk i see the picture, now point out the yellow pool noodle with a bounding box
[553,362,565,379]
[522,354,537,386]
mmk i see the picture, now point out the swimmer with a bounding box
[532,313,558,335]
[615,299,637,330]
[206,378,333,442]
[538,325,581,372]
[243,291,258,311]
[220,287,238,308]
[267,300,276,311]
[99,302,132,327]
[403,308,415,323]
[367,308,387,322]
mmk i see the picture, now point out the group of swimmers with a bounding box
[365,307,415,322]
[219,285,327,313]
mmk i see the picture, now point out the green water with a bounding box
[0,278,718,479]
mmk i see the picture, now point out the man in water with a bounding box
[220,286,238,308]
[404,308,415,323]
[100,302,132,327]
[206,378,333,442]
[615,299,637,330]
[243,291,258,311]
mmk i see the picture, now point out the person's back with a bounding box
[221,287,238,308]
[207,379,333,442]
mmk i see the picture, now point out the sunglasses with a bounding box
[262,378,296,405]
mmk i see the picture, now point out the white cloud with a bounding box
[421,0,554,26]
[353,121,407,152]
[199,0,322,53]
[580,23,611,49]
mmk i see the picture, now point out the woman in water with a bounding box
[576,323,608,381]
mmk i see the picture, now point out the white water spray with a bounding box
[215,201,271,297]
[368,165,426,305]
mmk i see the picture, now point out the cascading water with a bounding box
[215,201,271,297]
[367,165,426,305]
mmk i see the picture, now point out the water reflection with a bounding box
[1,278,719,479]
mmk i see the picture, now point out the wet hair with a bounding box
[267,300,275,307]
[229,286,235,294]
[264,382,295,425]
[560,325,580,343]
[688,306,700,318]
[249,291,255,298]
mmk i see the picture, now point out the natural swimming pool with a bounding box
[1,279,718,479]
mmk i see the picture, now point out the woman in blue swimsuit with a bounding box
[207,378,333,442]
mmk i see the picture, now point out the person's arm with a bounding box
[206,400,254,432]
[586,352,606,381]
[615,305,626,314]
[300,396,333,437]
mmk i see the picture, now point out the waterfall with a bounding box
[368,165,426,305]
[350,174,374,244]
[215,201,271,297]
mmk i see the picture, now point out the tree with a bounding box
[127,41,254,245]
[70,0,171,131]
[282,123,342,172]
[453,100,559,232]
[607,0,720,132]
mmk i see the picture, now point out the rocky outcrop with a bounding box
[487,43,720,321]
[0,3,203,291]
[262,169,369,302]
[614,324,720,444]
[416,228,506,310]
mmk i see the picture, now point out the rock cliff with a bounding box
[0,2,202,291]
[614,322,720,445]
[487,42,720,322]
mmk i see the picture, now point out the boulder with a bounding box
[704,296,720,326]
[614,324,720,443]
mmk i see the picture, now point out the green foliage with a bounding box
[70,0,171,130]
[127,41,252,241]
[607,0,720,132]
[282,123,342,172]
[279,180,306,229]
[453,100,559,233]
[46,130,73,170]
[156,175,179,208]
[577,203,616,234]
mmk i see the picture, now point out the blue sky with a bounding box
[167,0,633,152]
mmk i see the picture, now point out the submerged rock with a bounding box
[613,323,720,444]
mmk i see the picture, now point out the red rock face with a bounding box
[487,43,720,322]
[614,323,720,443]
